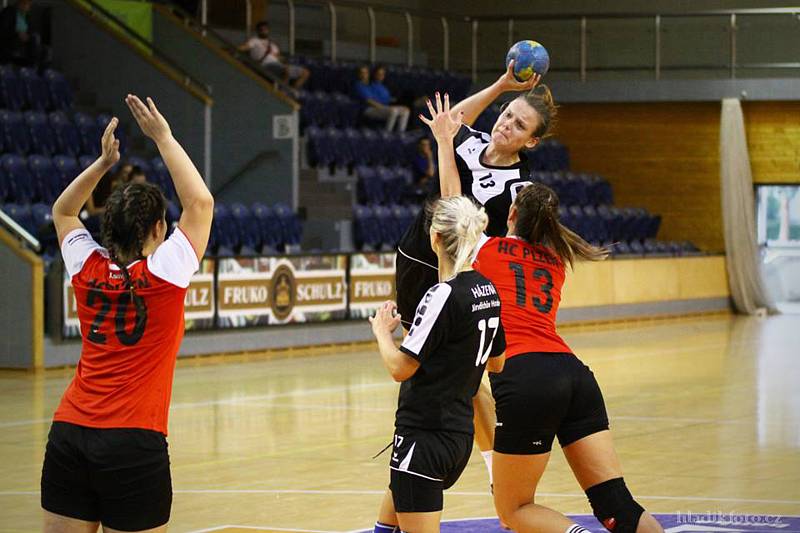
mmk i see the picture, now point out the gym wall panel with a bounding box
[560,255,728,310]
[744,101,800,185]
[555,102,725,252]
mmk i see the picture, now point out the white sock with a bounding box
[566,525,590,533]
[481,450,493,484]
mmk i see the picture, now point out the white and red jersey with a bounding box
[53,228,199,435]
[473,235,572,358]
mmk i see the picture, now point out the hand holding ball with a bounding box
[506,40,550,81]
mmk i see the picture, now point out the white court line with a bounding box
[2,489,796,506]
[0,382,397,428]
[187,525,341,533]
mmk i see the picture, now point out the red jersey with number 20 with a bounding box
[53,227,199,435]
[473,235,572,358]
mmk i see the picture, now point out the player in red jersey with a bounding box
[41,95,213,533]
[473,183,664,533]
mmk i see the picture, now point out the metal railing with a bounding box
[204,0,800,82]
[78,0,212,96]
[155,2,302,100]
[0,209,40,253]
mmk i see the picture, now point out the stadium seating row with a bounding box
[291,57,471,102]
[0,199,304,260]
[0,153,173,205]
[210,202,302,256]
[306,125,424,169]
[0,65,73,111]
[0,108,127,158]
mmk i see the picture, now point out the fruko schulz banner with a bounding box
[62,259,217,339]
[216,255,348,327]
[348,252,397,319]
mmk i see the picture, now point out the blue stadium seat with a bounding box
[359,128,381,165]
[353,204,380,251]
[305,125,335,168]
[24,111,58,156]
[52,155,80,191]
[0,65,25,110]
[230,202,260,256]
[372,204,393,249]
[44,69,73,110]
[73,112,102,157]
[273,202,302,249]
[0,163,10,201]
[0,109,31,155]
[251,202,282,254]
[28,154,61,203]
[1,154,35,202]
[49,111,82,157]
[149,157,176,200]
[356,165,383,205]
[333,93,360,128]
[18,67,50,111]
[211,204,238,256]
[1,203,36,235]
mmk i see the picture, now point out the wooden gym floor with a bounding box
[1,314,798,532]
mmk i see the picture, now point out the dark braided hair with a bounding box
[512,182,607,267]
[102,182,167,316]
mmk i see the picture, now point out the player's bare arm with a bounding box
[419,92,463,198]
[52,117,120,245]
[125,94,214,260]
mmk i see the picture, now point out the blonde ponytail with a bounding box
[430,196,488,280]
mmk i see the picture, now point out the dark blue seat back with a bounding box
[49,111,82,157]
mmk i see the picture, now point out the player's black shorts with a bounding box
[490,352,609,455]
[389,426,472,513]
[395,249,439,329]
[41,421,172,530]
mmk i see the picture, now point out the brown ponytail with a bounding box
[519,84,558,138]
[512,182,607,267]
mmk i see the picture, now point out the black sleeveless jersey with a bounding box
[397,125,534,266]
[396,270,505,434]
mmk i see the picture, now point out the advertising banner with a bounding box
[216,255,348,327]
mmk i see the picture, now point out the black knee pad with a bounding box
[585,477,645,533]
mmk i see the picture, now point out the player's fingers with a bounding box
[418,114,433,126]
[506,60,515,74]
[102,117,118,140]
[444,93,450,114]
[425,98,436,118]
[125,95,147,122]
[435,91,443,115]
[129,94,151,119]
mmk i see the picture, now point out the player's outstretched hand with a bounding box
[497,60,541,93]
[99,117,120,168]
[125,94,173,145]
[369,300,401,337]
[419,92,464,143]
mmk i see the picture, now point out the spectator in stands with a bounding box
[127,165,147,185]
[0,0,44,66]
[412,137,436,189]
[238,21,309,92]
[354,65,410,132]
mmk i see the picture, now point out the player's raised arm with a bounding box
[419,92,463,198]
[125,95,213,260]
[450,61,540,127]
[52,118,120,245]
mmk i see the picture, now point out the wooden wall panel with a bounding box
[743,101,800,185]
[554,102,725,252]
[560,256,729,309]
